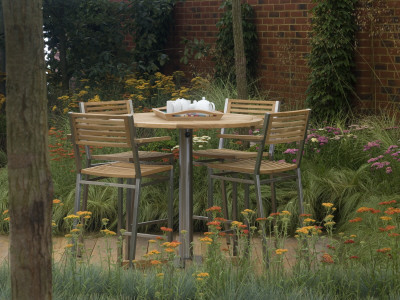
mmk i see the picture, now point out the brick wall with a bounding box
[163,0,400,115]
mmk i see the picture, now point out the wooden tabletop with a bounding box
[134,112,263,129]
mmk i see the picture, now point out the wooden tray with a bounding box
[152,107,223,121]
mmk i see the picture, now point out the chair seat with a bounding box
[193,148,268,159]
[207,159,297,174]
[81,161,173,178]
[92,151,173,162]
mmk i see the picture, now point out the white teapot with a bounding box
[195,97,215,111]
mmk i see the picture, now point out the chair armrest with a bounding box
[216,134,263,142]
[135,136,171,145]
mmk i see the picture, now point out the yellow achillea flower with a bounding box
[231,221,243,227]
[164,248,175,253]
[380,216,392,221]
[70,229,80,233]
[156,273,164,277]
[2,210,8,215]
[197,272,209,278]
[53,199,62,204]
[149,240,156,243]
[76,211,92,216]
[148,250,161,255]
[101,229,116,236]
[350,234,357,238]
[324,214,334,221]
[200,237,213,243]
[63,108,69,114]
[52,222,57,227]
[281,210,291,215]
[83,215,90,219]
[65,244,74,248]
[76,224,83,228]
[57,95,70,101]
[303,218,315,223]
[204,232,215,236]
[65,234,72,238]
[325,221,336,226]
[322,203,334,208]
[64,214,79,220]
[275,248,288,255]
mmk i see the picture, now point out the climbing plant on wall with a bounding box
[306,0,357,121]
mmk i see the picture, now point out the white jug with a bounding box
[196,99,215,111]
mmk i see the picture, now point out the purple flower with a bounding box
[386,167,393,174]
[367,155,384,163]
[371,161,390,170]
[284,148,298,154]
[363,140,381,151]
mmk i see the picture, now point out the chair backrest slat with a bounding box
[265,110,310,145]
[70,114,132,148]
[80,100,133,115]
[219,98,280,149]
[254,109,311,173]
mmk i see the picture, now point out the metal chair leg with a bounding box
[73,174,82,226]
[129,178,141,265]
[117,178,124,260]
[232,181,238,256]
[125,179,134,261]
[296,168,305,216]
[220,177,231,246]
[207,168,214,221]
[255,174,269,265]
[167,168,174,242]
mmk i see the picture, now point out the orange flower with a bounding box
[349,217,362,223]
[150,260,162,265]
[356,207,374,213]
[206,221,221,226]
[388,233,400,237]
[164,248,175,253]
[300,213,312,217]
[385,207,400,215]
[376,247,391,253]
[379,225,396,232]
[321,253,334,264]
[256,217,268,222]
[270,212,280,216]
[53,199,62,204]
[205,206,222,212]
[204,232,215,236]
[344,239,355,244]
[214,217,228,222]
[160,227,173,232]
[379,200,396,205]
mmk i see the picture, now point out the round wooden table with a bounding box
[134,112,263,261]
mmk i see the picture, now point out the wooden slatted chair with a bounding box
[80,100,173,163]
[206,109,311,259]
[193,99,279,243]
[193,98,280,160]
[69,112,174,264]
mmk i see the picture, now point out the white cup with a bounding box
[166,101,175,113]
[196,100,215,111]
[176,98,190,111]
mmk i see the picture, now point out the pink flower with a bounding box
[386,167,392,174]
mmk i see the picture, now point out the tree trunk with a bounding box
[0,4,5,96]
[232,0,247,99]
[3,0,53,299]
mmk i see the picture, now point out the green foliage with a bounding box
[127,0,179,74]
[306,0,357,122]
[180,38,210,65]
[214,0,258,83]
[43,0,132,89]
